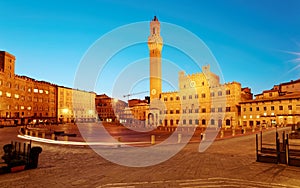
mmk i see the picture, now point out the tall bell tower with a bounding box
[148,16,163,100]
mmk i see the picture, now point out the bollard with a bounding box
[42,132,45,138]
[151,135,155,144]
[201,133,206,141]
[178,133,182,143]
[25,129,28,135]
[243,128,246,134]
[232,129,235,136]
[35,131,39,137]
[220,130,224,138]
[64,135,68,141]
[51,134,55,140]
[252,127,255,132]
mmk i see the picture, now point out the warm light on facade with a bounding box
[62,108,69,114]
[243,115,246,119]
[256,115,260,119]
[271,112,274,116]
[263,112,267,116]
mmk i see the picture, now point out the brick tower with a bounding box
[148,16,163,100]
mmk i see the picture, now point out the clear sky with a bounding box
[1,0,300,99]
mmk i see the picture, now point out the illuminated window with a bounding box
[218,91,222,96]
[6,92,11,98]
[14,94,19,99]
[39,89,43,94]
[279,106,283,110]
[45,90,49,94]
[28,88,31,92]
[20,106,25,110]
[226,90,230,95]
[27,106,32,110]
[0,91,2,96]
[288,105,292,110]
[34,88,38,93]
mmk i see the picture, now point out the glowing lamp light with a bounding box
[62,108,69,114]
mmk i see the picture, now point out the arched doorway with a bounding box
[148,113,154,126]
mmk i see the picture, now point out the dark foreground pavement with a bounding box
[0,127,300,188]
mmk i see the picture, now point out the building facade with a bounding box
[57,86,97,123]
[0,51,57,125]
[157,66,253,128]
[240,79,300,128]
[95,94,127,122]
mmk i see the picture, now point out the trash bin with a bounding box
[27,147,42,169]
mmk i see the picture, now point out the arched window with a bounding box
[226,119,231,126]
[202,119,206,125]
[211,119,215,125]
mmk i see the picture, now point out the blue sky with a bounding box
[1,0,300,99]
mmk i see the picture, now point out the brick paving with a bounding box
[0,127,300,187]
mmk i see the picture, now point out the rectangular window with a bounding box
[189,95,192,99]
[202,108,206,113]
[33,88,38,93]
[226,90,230,95]
[264,106,267,111]
[256,107,259,111]
[218,91,222,96]
[249,107,252,111]
[288,105,292,110]
[211,108,215,112]
[211,92,215,97]
[6,92,11,98]
[201,93,206,98]
[226,107,231,112]
[218,107,222,112]
[195,94,198,99]
[279,106,283,110]
[182,96,186,100]
[271,106,274,110]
